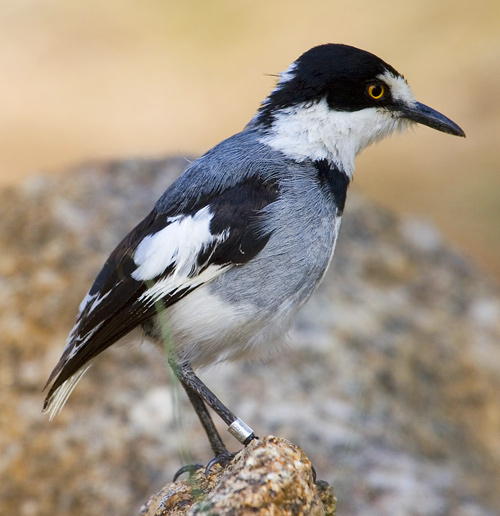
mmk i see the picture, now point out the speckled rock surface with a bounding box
[1,157,500,516]
[140,436,336,516]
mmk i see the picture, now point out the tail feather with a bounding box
[42,364,93,420]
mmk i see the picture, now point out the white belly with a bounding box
[161,284,294,368]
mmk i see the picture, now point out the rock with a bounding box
[1,157,499,516]
[139,436,336,516]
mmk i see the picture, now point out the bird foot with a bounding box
[174,434,260,481]
[205,433,259,476]
[172,452,236,482]
[204,451,238,476]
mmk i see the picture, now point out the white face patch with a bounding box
[132,206,218,282]
[378,70,416,105]
[260,98,409,177]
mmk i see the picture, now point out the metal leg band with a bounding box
[227,418,255,445]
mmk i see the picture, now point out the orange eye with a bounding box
[368,84,385,100]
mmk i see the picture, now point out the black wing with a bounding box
[43,175,279,414]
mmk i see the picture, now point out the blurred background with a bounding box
[0,0,499,277]
[2,3,500,515]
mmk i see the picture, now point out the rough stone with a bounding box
[140,436,336,516]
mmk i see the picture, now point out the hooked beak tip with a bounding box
[399,101,465,138]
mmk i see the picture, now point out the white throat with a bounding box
[259,98,409,178]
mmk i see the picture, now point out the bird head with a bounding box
[255,44,465,176]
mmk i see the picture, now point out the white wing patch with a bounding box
[138,263,229,308]
[133,206,217,281]
[132,206,230,305]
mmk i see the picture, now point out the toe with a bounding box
[205,451,237,476]
[173,463,204,482]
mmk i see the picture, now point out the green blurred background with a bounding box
[1,0,499,276]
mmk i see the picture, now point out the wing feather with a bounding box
[43,174,280,414]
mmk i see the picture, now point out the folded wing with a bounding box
[43,175,280,417]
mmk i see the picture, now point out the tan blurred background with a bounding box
[1,0,499,276]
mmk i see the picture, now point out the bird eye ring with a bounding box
[368,84,385,100]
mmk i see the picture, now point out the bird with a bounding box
[43,43,465,460]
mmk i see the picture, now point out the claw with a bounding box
[204,451,237,476]
[173,463,204,482]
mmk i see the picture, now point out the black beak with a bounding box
[398,101,465,137]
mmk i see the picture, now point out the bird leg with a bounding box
[170,360,256,450]
[182,384,227,456]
